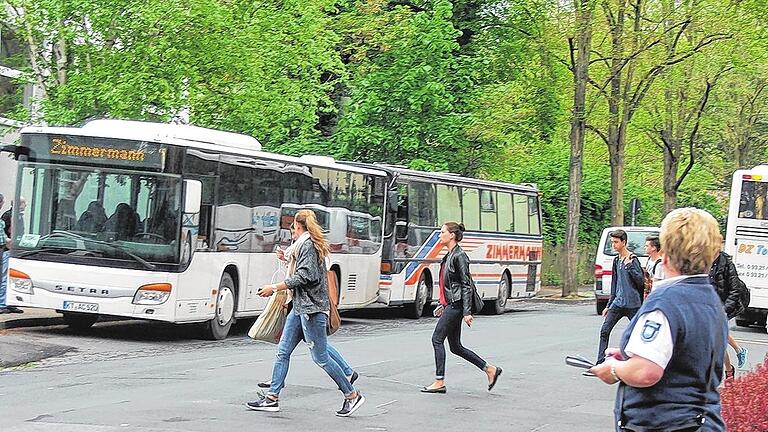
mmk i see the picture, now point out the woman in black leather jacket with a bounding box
[709,251,749,377]
[421,222,502,394]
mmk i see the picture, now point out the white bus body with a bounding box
[355,164,543,318]
[5,120,387,338]
[725,164,768,329]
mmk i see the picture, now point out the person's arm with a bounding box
[606,258,618,311]
[456,252,473,317]
[259,243,320,297]
[724,258,745,318]
[593,355,665,387]
[283,242,320,291]
[591,309,672,387]
[652,259,664,281]
[0,220,7,248]
[627,256,645,297]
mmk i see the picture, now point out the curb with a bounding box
[0,316,64,330]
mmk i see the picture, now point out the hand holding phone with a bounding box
[433,304,444,317]
[565,355,594,369]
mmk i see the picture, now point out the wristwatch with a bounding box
[610,365,622,383]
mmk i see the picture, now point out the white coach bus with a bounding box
[3,120,387,338]
[725,164,768,330]
[348,164,543,318]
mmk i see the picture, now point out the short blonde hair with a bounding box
[660,208,722,275]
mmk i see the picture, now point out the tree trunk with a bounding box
[605,0,626,226]
[609,145,625,224]
[563,0,594,297]
[662,136,679,214]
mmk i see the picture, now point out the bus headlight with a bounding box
[133,283,172,305]
[9,268,33,294]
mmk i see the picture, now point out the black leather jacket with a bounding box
[440,245,474,316]
[709,252,746,319]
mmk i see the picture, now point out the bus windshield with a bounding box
[738,180,768,220]
[15,163,182,264]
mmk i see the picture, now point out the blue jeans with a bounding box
[327,343,354,377]
[268,311,355,398]
[0,250,9,307]
[432,302,487,379]
[597,306,639,364]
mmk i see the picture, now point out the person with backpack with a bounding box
[421,222,502,394]
[591,229,645,368]
[643,235,664,298]
[709,251,750,378]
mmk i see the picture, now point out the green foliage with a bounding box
[5,0,768,257]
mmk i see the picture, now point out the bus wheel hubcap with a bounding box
[498,278,508,307]
[417,279,427,310]
[217,287,235,326]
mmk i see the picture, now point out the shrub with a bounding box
[721,356,768,431]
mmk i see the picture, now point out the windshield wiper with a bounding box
[17,247,75,258]
[40,231,157,270]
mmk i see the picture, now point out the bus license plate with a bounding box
[62,301,99,313]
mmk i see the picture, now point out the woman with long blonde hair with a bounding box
[246,210,365,417]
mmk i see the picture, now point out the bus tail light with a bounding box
[133,283,172,305]
[9,268,33,294]
[594,265,603,278]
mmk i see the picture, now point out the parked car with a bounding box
[593,226,660,315]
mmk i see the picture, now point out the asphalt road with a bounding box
[1,299,766,432]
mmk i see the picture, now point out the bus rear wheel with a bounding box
[405,274,430,319]
[62,312,99,330]
[203,273,236,340]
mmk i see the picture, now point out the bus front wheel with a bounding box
[203,273,236,340]
[62,312,99,330]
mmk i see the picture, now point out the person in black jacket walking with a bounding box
[421,222,502,394]
[710,251,749,377]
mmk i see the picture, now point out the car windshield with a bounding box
[602,230,659,257]
[14,163,182,264]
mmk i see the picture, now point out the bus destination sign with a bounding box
[27,134,167,170]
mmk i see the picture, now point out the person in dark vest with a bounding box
[590,208,727,432]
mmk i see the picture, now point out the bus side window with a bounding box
[497,193,514,233]
[184,150,219,249]
[397,184,409,222]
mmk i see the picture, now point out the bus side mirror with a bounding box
[388,190,399,214]
[395,220,408,241]
[183,180,202,214]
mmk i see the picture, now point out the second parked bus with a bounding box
[365,165,543,318]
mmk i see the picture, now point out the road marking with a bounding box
[356,359,395,368]
[736,338,768,347]
[375,400,397,409]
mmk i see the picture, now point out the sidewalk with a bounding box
[535,284,594,300]
[0,307,63,330]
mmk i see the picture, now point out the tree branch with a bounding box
[674,79,714,191]
[586,123,610,146]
